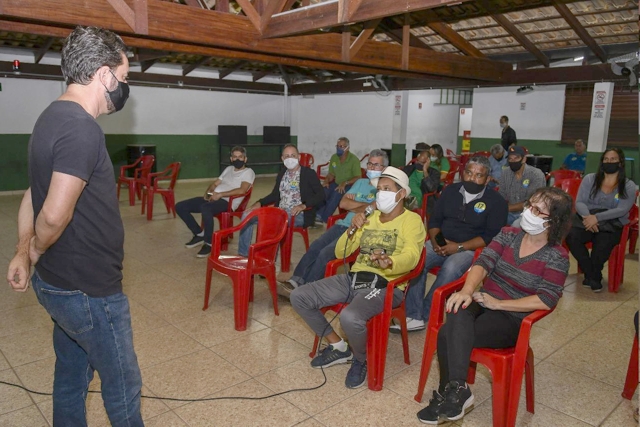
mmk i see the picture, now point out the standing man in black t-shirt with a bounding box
[500,115,517,151]
[6,27,143,426]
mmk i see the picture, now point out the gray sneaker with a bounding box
[310,344,353,369]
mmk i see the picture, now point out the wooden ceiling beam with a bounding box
[218,60,248,79]
[263,0,475,39]
[0,2,509,81]
[401,18,410,70]
[553,2,607,63]
[349,19,381,60]
[261,0,289,32]
[235,0,261,32]
[379,18,432,49]
[34,37,54,64]
[182,0,203,8]
[339,0,366,23]
[216,0,229,13]
[490,13,550,67]
[139,59,156,72]
[105,0,148,34]
[278,64,293,87]
[424,11,484,58]
[252,70,271,81]
[182,56,211,76]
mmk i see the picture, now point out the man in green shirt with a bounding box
[316,137,362,222]
[404,150,441,208]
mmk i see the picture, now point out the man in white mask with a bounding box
[291,167,426,389]
[237,144,324,257]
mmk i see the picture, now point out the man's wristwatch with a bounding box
[457,244,465,253]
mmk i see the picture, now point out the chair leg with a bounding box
[301,229,310,250]
[622,335,639,399]
[263,267,280,316]
[525,347,535,414]
[281,227,293,273]
[117,181,121,201]
[415,331,439,402]
[249,275,254,303]
[630,229,638,255]
[128,181,136,206]
[146,191,154,221]
[203,262,213,311]
[232,273,251,332]
[466,361,478,384]
[608,246,620,293]
[393,307,411,365]
[488,359,510,427]
[366,313,391,391]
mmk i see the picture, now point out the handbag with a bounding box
[573,208,623,233]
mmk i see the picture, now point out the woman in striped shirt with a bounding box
[418,187,573,425]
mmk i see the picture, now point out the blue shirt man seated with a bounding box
[392,156,507,333]
[279,149,388,293]
[561,139,587,173]
[488,144,507,189]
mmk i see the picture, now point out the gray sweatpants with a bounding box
[290,274,403,362]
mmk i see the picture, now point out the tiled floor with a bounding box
[0,178,638,426]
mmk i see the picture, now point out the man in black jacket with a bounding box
[238,144,325,256]
[500,115,517,151]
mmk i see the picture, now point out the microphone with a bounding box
[348,205,375,236]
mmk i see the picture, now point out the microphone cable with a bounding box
[0,216,365,404]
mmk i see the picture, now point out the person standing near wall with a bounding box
[6,26,144,426]
[500,115,517,151]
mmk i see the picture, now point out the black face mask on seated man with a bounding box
[231,159,245,169]
[462,180,484,194]
[508,161,522,172]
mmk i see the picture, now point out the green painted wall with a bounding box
[0,134,298,192]
[391,144,407,167]
[457,136,639,182]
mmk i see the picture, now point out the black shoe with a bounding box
[185,235,204,248]
[417,390,446,424]
[310,344,352,369]
[345,359,367,389]
[440,381,474,421]
[582,278,590,288]
[590,279,603,293]
[196,244,211,258]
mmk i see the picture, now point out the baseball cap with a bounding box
[508,146,527,158]
[370,166,411,194]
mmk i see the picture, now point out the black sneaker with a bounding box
[196,244,211,258]
[417,390,446,424]
[185,235,204,248]
[345,359,367,389]
[440,381,474,421]
[590,279,603,293]
[310,344,352,369]
[582,278,590,288]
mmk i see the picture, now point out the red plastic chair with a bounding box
[141,162,181,221]
[445,148,459,159]
[299,153,314,168]
[622,333,638,399]
[280,209,311,273]
[546,169,581,183]
[414,275,554,427]
[316,160,329,181]
[117,155,155,206]
[629,191,639,254]
[215,186,253,251]
[310,247,426,391]
[326,212,348,229]
[204,207,288,331]
[442,159,459,188]
[553,178,582,211]
[473,151,491,158]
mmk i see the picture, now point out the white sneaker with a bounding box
[390,318,425,333]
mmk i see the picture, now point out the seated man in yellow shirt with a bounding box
[290,167,426,389]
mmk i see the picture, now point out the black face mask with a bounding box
[602,163,620,174]
[414,162,424,171]
[105,70,129,113]
[231,159,245,169]
[508,161,522,172]
[462,180,485,195]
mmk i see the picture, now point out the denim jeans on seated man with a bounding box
[289,224,348,287]
[316,182,352,223]
[402,240,475,327]
[31,272,143,427]
[238,210,304,257]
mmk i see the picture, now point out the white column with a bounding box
[586,82,615,153]
[390,91,409,162]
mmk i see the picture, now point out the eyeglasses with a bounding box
[366,162,384,168]
[523,201,550,217]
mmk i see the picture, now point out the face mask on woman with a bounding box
[520,207,548,235]
[430,156,438,162]
[602,163,620,174]
[376,190,401,214]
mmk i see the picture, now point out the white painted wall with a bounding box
[406,90,460,153]
[470,85,566,141]
[0,78,65,133]
[458,107,473,136]
[292,92,395,162]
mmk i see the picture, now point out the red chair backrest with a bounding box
[553,177,581,205]
[360,153,369,163]
[153,162,181,190]
[445,148,458,158]
[473,151,491,158]
[629,203,639,223]
[235,185,253,213]
[299,153,314,168]
[134,155,155,180]
[251,207,289,262]
[547,169,581,182]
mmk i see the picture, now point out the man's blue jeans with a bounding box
[32,272,143,427]
[316,182,352,223]
[405,240,475,322]
[290,224,348,286]
[238,210,304,257]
